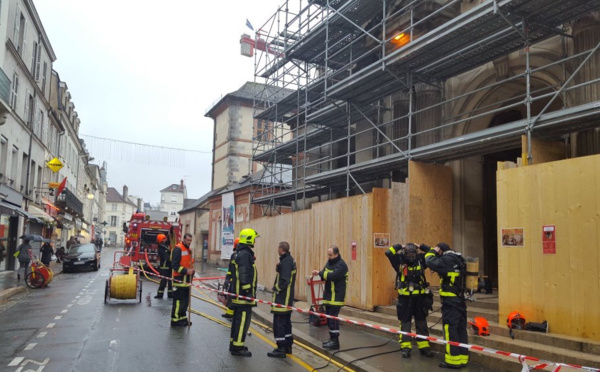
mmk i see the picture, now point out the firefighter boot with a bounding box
[267,346,286,358]
[420,347,434,357]
[322,339,339,350]
[154,292,163,299]
[402,348,411,358]
[231,348,252,357]
[285,344,293,355]
[438,362,462,369]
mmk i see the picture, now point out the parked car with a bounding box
[63,243,101,273]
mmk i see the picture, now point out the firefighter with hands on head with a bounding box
[170,233,195,327]
[221,238,240,319]
[267,241,297,358]
[311,245,348,350]
[154,233,173,299]
[385,243,434,358]
[422,242,469,369]
[229,228,259,357]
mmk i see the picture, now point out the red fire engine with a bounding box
[123,212,180,268]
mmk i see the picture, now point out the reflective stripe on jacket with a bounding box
[385,246,429,296]
[425,250,466,298]
[319,255,348,306]
[171,242,192,287]
[230,244,257,306]
[271,252,296,313]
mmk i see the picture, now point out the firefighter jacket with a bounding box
[385,246,429,296]
[271,251,297,313]
[171,242,193,287]
[230,244,258,307]
[157,243,171,269]
[224,251,235,292]
[319,255,348,306]
[425,248,466,299]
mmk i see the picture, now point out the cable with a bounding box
[335,349,401,372]
[80,133,211,153]
[311,334,398,372]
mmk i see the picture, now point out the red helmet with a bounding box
[468,317,490,336]
[233,238,240,249]
[507,311,526,330]
[156,234,167,244]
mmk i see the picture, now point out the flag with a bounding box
[246,19,254,31]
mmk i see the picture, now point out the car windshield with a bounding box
[69,244,96,254]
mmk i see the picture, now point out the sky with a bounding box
[33,0,286,204]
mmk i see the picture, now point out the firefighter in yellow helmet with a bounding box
[154,233,173,299]
[385,243,434,358]
[229,228,259,357]
[221,238,240,319]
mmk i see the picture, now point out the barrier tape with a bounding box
[120,262,599,372]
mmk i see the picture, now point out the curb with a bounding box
[0,286,27,304]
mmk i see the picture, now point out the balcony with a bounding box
[55,188,84,217]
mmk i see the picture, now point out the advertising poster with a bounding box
[542,225,556,254]
[373,233,390,248]
[500,228,525,247]
[220,192,235,260]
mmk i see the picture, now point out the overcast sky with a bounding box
[34,0,285,204]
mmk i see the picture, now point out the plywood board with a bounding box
[521,135,566,165]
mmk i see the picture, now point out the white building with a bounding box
[104,186,136,247]
[159,180,186,222]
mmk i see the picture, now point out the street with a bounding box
[0,250,335,372]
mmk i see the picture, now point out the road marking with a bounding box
[61,309,68,313]
[66,304,73,308]
[71,299,76,303]
[108,340,119,371]
[37,332,47,338]
[47,323,55,328]
[54,316,62,320]
[75,296,80,298]
[24,343,37,350]
[8,357,23,366]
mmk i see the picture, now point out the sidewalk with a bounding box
[0,260,64,303]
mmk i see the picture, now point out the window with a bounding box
[34,109,43,137]
[10,146,18,185]
[111,203,117,211]
[10,73,18,110]
[31,41,37,72]
[20,153,28,191]
[14,10,26,54]
[110,216,117,227]
[171,196,177,203]
[161,195,165,201]
[0,136,7,179]
[41,61,47,92]
[24,91,33,126]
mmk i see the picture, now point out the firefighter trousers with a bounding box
[157,267,173,296]
[273,312,293,348]
[396,295,430,349]
[325,305,341,340]
[230,305,252,350]
[441,298,469,367]
[171,285,189,324]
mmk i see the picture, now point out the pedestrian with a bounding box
[229,228,259,357]
[170,233,195,327]
[423,243,469,369]
[385,243,434,358]
[56,246,65,263]
[15,239,31,281]
[67,236,78,250]
[0,241,6,264]
[154,234,173,299]
[267,241,297,358]
[311,245,348,350]
[95,237,103,252]
[40,241,54,267]
[221,238,240,319]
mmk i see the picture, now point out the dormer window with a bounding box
[172,185,177,190]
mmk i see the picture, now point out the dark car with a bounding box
[63,243,101,273]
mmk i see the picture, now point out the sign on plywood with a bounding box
[542,225,556,254]
[500,228,525,247]
[373,233,389,248]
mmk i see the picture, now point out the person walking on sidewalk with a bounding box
[15,239,32,281]
[40,241,54,267]
[170,233,195,327]
[385,243,434,359]
[312,245,348,350]
[154,234,173,299]
[222,238,240,319]
[267,241,297,359]
[229,228,259,357]
[423,242,469,369]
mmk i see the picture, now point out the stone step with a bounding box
[376,303,499,322]
[339,307,600,370]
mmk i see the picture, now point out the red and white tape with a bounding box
[124,263,599,372]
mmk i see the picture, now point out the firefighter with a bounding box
[267,241,297,358]
[423,242,469,369]
[229,228,259,357]
[384,243,434,358]
[311,245,348,350]
[221,238,240,319]
[154,233,173,299]
[170,233,195,327]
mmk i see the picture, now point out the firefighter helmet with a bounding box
[507,311,526,330]
[233,238,240,249]
[468,317,490,336]
[403,243,418,263]
[239,228,259,246]
[156,234,167,244]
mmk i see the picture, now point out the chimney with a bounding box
[180,179,184,189]
[123,185,128,200]
[137,198,142,211]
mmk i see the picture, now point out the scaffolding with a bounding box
[251,0,600,212]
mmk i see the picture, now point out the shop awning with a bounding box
[27,204,55,221]
[0,201,44,223]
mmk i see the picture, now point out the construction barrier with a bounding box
[124,263,599,372]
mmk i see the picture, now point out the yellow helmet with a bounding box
[239,228,259,246]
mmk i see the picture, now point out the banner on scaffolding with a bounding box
[220,192,235,260]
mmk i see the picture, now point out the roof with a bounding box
[106,187,136,206]
[205,81,294,118]
[160,183,186,193]
[178,186,227,214]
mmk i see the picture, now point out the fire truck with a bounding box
[123,212,180,269]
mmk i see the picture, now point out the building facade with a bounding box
[104,186,136,247]
[159,180,186,222]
